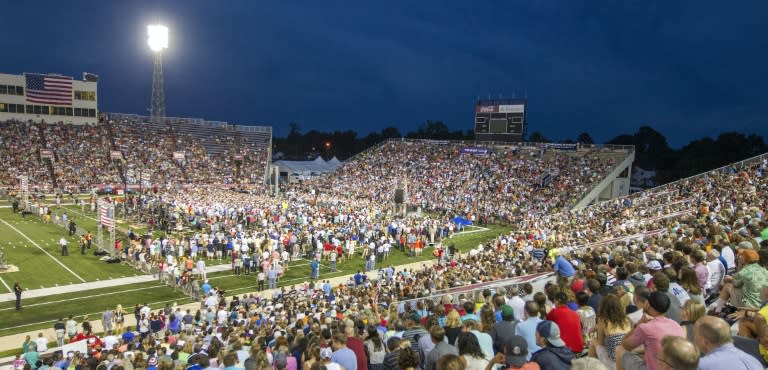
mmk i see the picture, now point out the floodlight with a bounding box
[147,25,168,52]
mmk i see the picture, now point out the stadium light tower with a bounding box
[148,24,168,124]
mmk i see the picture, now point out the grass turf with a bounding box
[0,209,139,288]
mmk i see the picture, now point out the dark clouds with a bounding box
[0,0,766,146]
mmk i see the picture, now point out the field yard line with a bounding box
[452,225,490,236]
[0,276,11,293]
[0,284,166,312]
[63,207,100,222]
[0,218,86,283]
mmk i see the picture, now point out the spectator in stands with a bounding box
[402,313,428,355]
[679,300,705,343]
[483,335,538,370]
[516,302,543,359]
[462,320,494,361]
[382,337,403,370]
[545,292,583,354]
[425,325,458,370]
[397,347,420,370]
[491,305,517,354]
[618,291,684,370]
[344,326,368,370]
[589,293,632,369]
[694,316,764,370]
[552,251,575,279]
[530,320,573,370]
[330,333,357,370]
[715,248,768,311]
[650,273,681,323]
[656,336,699,370]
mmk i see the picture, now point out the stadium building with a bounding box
[0,72,98,125]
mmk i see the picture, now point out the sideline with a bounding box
[0,277,11,294]
[0,219,86,283]
[0,285,166,312]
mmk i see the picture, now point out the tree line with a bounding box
[272,121,767,186]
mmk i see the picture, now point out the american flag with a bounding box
[100,206,114,228]
[25,73,72,105]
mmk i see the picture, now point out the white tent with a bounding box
[274,156,342,180]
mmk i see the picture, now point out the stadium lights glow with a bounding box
[147,25,168,52]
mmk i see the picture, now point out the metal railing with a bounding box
[639,151,768,194]
[396,271,554,307]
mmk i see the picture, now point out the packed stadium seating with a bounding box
[0,117,271,189]
[296,139,629,221]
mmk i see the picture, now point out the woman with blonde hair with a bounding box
[444,310,462,346]
[679,299,705,342]
[114,304,126,333]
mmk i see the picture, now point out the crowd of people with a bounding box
[10,153,768,370]
[300,140,623,223]
[4,119,768,370]
[0,118,270,191]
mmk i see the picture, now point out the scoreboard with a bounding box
[474,99,526,142]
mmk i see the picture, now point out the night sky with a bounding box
[1,1,766,147]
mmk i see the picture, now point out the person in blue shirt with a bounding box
[201,280,212,295]
[516,301,543,360]
[553,252,575,278]
[268,268,278,289]
[694,316,763,370]
[310,259,320,280]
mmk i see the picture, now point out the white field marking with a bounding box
[0,277,11,293]
[0,284,166,312]
[64,207,100,223]
[451,225,490,236]
[0,218,86,283]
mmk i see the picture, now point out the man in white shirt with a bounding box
[65,315,78,339]
[60,237,68,256]
[720,244,736,274]
[196,259,206,281]
[102,331,119,350]
[706,250,726,297]
[506,286,526,323]
[139,303,151,318]
[217,307,228,326]
[35,333,48,352]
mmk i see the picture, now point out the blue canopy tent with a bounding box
[452,217,473,230]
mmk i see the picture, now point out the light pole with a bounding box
[148,24,168,124]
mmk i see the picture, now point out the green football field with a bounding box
[0,200,510,337]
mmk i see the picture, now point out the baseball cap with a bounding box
[501,305,514,319]
[738,241,754,250]
[148,357,158,366]
[646,260,662,271]
[536,320,565,348]
[320,348,333,359]
[503,335,528,367]
[570,279,585,293]
[644,291,671,314]
[407,312,421,323]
